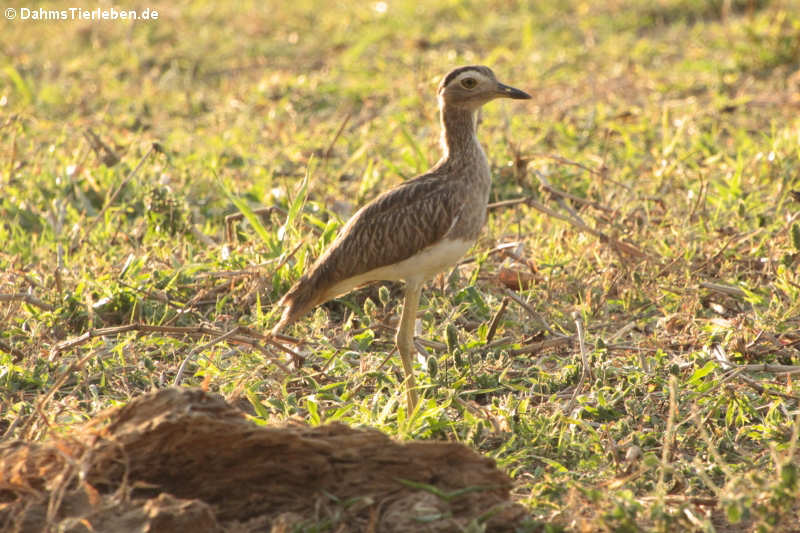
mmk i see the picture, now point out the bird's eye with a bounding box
[460,77,477,89]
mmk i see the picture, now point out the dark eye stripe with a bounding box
[442,65,491,88]
[437,65,496,94]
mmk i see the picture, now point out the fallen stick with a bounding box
[508,336,574,356]
[489,196,646,259]
[174,326,246,385]
[502,288,559,336]
[48,323,294,374]
[566,312,591,413]
[0,292,54,311]
[699,281,746,299]
[86,142,160,237]
[485,297,509,343]
[0,339,25,361]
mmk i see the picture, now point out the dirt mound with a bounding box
[0,388,527,532]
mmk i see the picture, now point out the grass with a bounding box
[2,0,800,530]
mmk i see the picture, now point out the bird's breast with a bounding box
[445,159,491,241]
[382,237,474,284]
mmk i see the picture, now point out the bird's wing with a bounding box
[274,173,464,329]
[314,173,464,284]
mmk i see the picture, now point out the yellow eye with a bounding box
[460,77,477,89]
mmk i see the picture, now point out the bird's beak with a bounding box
[496,82,531,100]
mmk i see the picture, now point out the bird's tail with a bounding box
[270,275,322,337]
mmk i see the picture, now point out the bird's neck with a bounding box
[438,103,481,163]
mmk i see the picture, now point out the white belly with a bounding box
[321,238,473,301]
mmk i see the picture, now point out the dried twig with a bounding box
[0,292,54,311]
[658,376,678,495]
[699,281,746,299]
[690,233,736,275]
[566,312,591,412]
[1,410,24,438]
[508,335,574,356]
[225,205,287,243]
[691,408,734,484]
[48,323,294,374]
[531,153,605,177]
[737,373,800,401]
[486,197,530,210]
[240,240,306,309]
[607,321,637,343]
[20,349,102,440]
[489,196,646,259]
[457,241,528,265]
[531,152,632,191]
[737,363,800,375]
[83,128,121,167]
[0,339,25,361]
[197,267,274,279]
[340,347,397,400]
[637,495,718,506]
[86,142,159,237]
[535,172,598,206]
[116,280,187,311]
[711,345,800,400]
[237,325,305,368]
[323,111,352,160]
[452,395,503,434]
[502,288,558,336]
[464,336,514,356]
[162,282,233,327]
[486,297,509,343]
[174,327,244,385]
[534,170,588,226]
[189,224,217,246]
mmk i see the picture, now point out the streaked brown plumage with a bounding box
[273,66,531,409]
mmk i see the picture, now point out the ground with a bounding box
[1,0,800,531]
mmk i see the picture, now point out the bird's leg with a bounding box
[396,281,421,411]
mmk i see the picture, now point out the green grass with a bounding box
[2,0,800,530]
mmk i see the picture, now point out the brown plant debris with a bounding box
[0,388,527,532]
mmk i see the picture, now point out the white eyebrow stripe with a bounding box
[452,71,490,85]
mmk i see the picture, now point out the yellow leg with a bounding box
[396,281,421,411]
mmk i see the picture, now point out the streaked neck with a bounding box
[439,101,480,162]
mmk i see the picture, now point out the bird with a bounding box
[272,66,531,410]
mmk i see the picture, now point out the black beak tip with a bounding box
[499,83,532,100]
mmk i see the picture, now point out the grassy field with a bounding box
[2,0,800,530]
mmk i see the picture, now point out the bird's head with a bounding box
[437,65,531,110]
